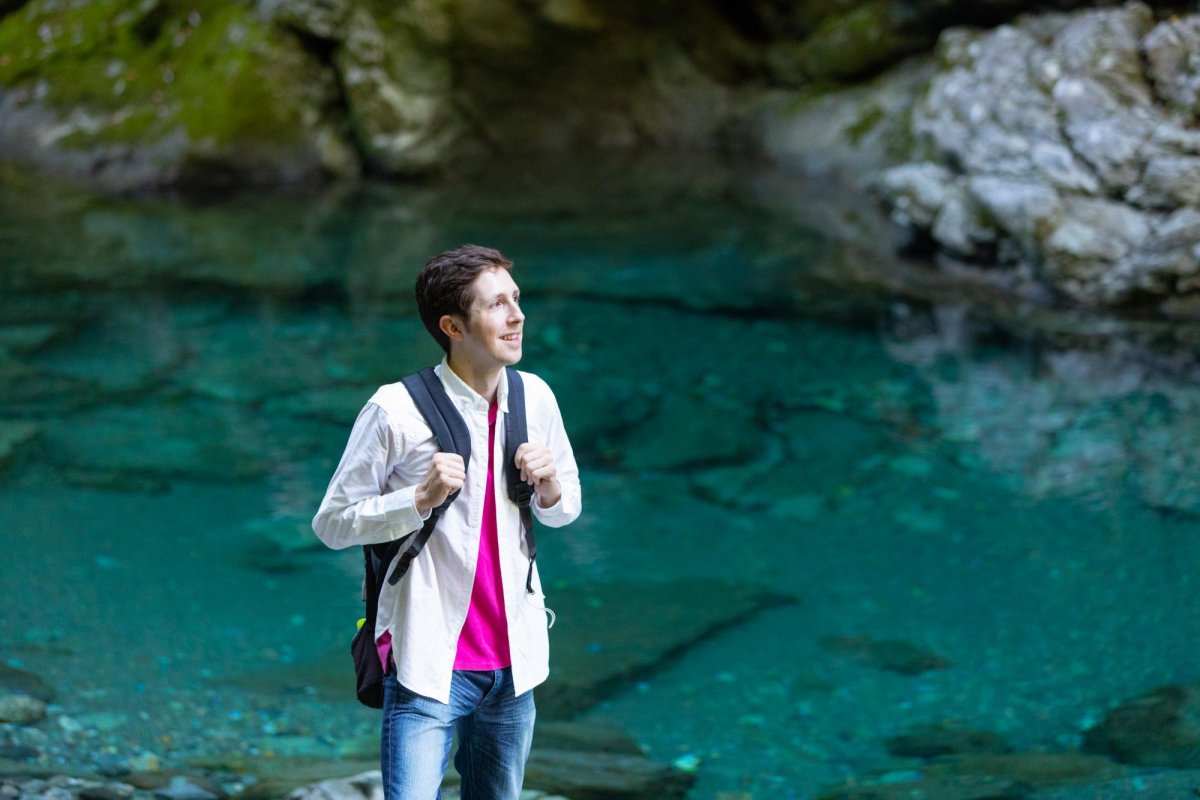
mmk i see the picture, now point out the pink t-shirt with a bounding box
[453,401,512,669]
[376,400,511,674]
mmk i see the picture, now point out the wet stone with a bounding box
[820,636,950,675]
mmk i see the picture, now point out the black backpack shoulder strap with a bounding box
[383,366,472,586]
[503,367,538,593]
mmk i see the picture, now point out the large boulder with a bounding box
[875,3,1200,308]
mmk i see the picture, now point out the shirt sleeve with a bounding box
[531,384,582,529]
[311,402,430,550]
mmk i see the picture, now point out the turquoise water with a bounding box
[3,157,1200,799]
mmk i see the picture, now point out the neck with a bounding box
[446,352,503,403]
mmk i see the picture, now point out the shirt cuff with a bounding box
[535,492,563,512]
[413,494,432,521]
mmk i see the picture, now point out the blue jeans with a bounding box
[381,666,535,800]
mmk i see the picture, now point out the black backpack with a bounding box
[350,366,538,708]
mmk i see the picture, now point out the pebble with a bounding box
[154,776,220,800]
[672,753,701,772]
[78,789,127,800]
[76,712,129,733]
[129,753,161,772]
[0,693,47,724]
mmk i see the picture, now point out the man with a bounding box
[312,244,582,799]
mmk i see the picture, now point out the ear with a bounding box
[438,314,466,343]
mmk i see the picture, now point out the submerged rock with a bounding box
[878,310,1200,517]
[619,394,766,471]
[0,664,55,703]
[822,751,1125,800]
[819,774,1028,800]
[39,394,343,491]
[819,635,950,675]
[1082,682,1200,768]
[541,579,795,719]
[0,356,102,416]
[1029,768,1200,799]
[524,747,693,799]
[0,420,39,472]
[886,724,1013,759]
[532,721,645,756]
[228,579,793,721]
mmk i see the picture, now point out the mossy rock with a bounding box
[768,1,927,83]
[0,0,357,187]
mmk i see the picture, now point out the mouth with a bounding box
[500,332,521,344]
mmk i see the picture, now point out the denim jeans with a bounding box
[381,665,535,800]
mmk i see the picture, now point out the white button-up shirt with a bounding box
[312,359,582,703]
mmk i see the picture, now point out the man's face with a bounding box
[451,267,524,369]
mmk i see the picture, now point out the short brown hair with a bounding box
[415,244,514,353]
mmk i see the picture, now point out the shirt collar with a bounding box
[434,357,509,414]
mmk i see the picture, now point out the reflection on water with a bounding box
[2,157,1200,799]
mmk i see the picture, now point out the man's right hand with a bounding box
[414,453,466,516]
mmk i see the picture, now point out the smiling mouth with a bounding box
[500,333,521,343]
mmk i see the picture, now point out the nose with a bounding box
[509,302,524,322]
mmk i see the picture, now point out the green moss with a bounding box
[0,0,309,148]
[844,102,883,145]
[795,1,921,83]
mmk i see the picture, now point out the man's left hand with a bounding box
[514,443,561,508]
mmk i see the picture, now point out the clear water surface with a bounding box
[2,156,1199,799]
